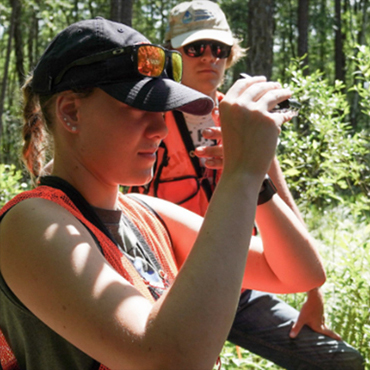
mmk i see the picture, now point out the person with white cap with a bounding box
[0,16,326,370]
[130,1,365,369]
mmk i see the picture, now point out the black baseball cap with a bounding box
[31,17,213,115]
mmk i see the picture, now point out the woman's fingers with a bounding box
[226,76,293,118]
[225,75,267,101]
[199,78,296,176]
[244,81,282,103]
[204,158,223,170]
[263,88,293,115]
[195,145,222,158]
[219,78,294,175]
[201,127,222,140]
[190,128,224,169]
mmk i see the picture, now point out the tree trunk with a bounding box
[0,0,17,143]
[297,0,309,74]
[13,0,25,86]
[110,0,133,26]
[334,0,346,83]
[246,0,275,80]
[318,0,327,73]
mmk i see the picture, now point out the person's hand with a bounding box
[214,75,295,178]
[289,288,342,340]
[194,127,223,169]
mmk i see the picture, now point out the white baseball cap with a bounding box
[165,1,234,48]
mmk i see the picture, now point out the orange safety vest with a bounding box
[0,185,178,370]
[130,92,224,217]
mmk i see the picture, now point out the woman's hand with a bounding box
[196,77,296,175]
[290,288,342,340]
[194,127,223,169]
[216,76,295,178]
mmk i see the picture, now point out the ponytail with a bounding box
[21,76,53,179]
[21,78,93,179]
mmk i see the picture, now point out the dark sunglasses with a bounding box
[52,44,183,88]
[183,40,232,59]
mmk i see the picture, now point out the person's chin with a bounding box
[130,170,154,187]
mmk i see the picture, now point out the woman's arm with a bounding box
[0,176,257,370]
[248,193,325,292]
[267,158,339,339]
[196,138,326,294]
[138,192,325,295]
[0,77,293,370]
[267,155,305,224]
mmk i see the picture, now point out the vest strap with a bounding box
[172,110,214,201]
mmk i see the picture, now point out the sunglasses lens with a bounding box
[184,42,204,57]
[212,43,231,59]
[137,45,165,77]
[184,41,231,59]
[136,45,182,82]
[171,52,183,82]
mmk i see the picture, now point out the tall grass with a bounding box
[308,204,370,367]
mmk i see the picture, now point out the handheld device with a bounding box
[239,73,301,113]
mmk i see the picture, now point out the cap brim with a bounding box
[99,77,214,115]
[171,29,234,48]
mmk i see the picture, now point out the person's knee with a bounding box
[344,351,365,370]
[331,346,365,370]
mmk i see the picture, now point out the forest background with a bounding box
[0,0,370,369]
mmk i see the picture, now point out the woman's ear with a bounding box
[56,91,81,133]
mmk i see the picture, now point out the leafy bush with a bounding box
[352,45,370,127]
[310,206,370,367]
[0,164,30,207]
[278,60,370,212]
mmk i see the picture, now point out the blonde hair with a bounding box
[226,39,246,69]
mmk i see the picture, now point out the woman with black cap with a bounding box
[132,1,365,369]
[0,17,324,370]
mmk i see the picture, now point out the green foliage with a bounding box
[306,205,370,368]
[0,164,30,207]
[220,0,248,43]
[308,1,335,80]
[132,0,179,44]
[352,45,370,126]
[278,58,370,211]
[217,342,281,369]
[1,99,23,165]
